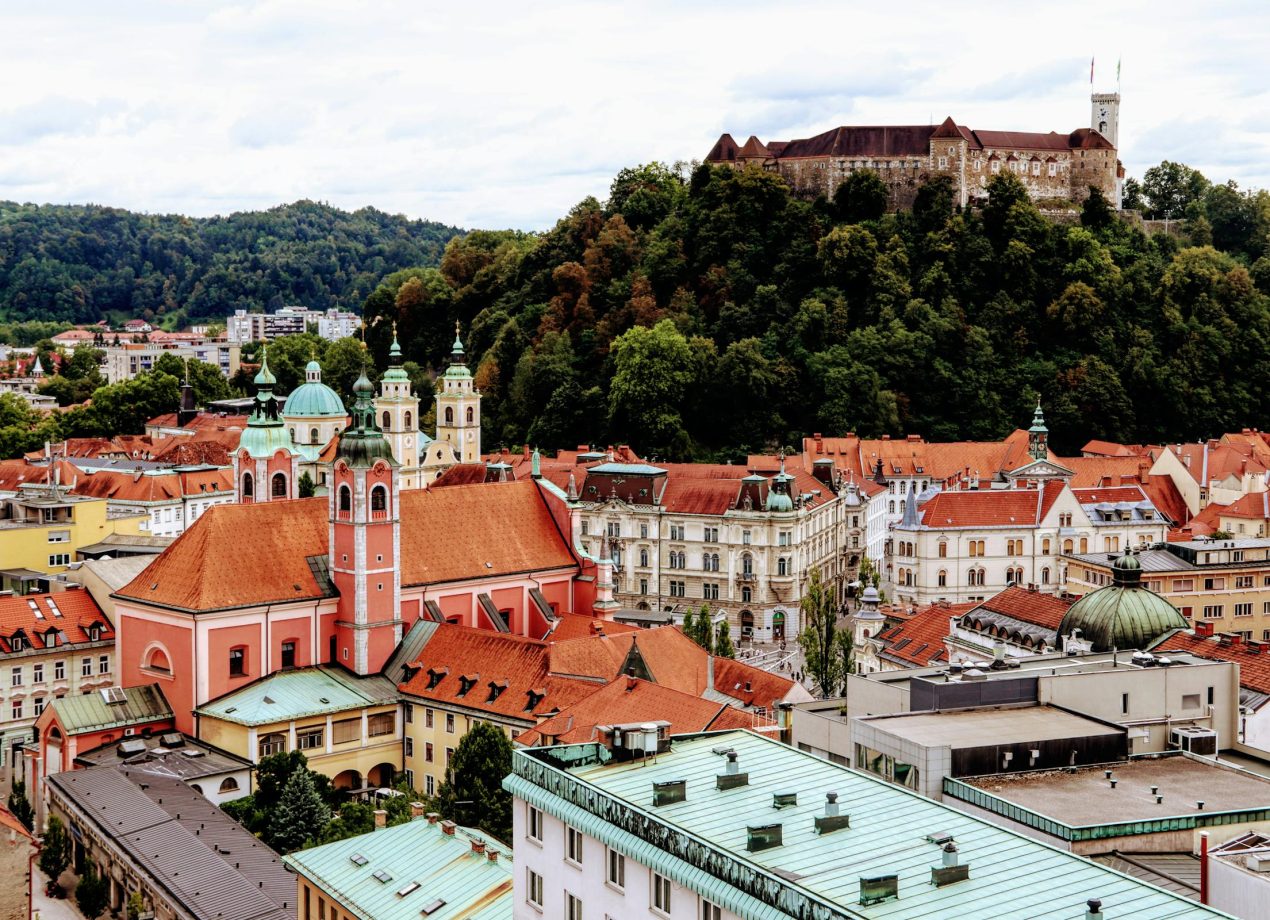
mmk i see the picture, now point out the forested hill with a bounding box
[0,200,463,327]
[359,163,1270,458]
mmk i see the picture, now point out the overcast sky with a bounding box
[2,0,1267,230]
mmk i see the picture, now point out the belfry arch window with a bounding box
[404,411,412,430]
[271,473,287,498]
[338,485,352,515]
[310,427,319,443]
[382,411,391,430]
[241,473,253,498]
[466,406,474,424]
[444,407,454,425]
[371,485,388,513]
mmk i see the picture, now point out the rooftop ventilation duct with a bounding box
[815,792,850,834]
[1085,899,1104,919]
[746,823,783,853]
[652,779,687,807]
[716,751,749,791]
[931,842,970,887]
[859,874,898,906]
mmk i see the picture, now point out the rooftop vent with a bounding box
[652,779,687,807]
[116,739,147,758]
[860,874,899,906]
[158,733,184,748]
[1085,899,1104,920]
[930,842,970,887]
[746,823,783,853]
[815,792,850,835]
[772,792,797,809]
[396,882,421,898]
[100,686,127,705]
[716,751,749,791]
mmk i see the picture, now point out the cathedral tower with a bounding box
[434,322,481,463]
[374,324,423,489]
[234,347,300,503]
[1028,400,1049,461]
[330,364,401,675]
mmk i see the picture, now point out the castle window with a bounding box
[382,411,391,430]
[271,472,287,498]
[404,411,412,430]
[1032,161,1041,176]
[1048,161,1057,177]
[241,472,254,498]
[445,407,454,425]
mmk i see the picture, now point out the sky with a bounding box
[1,0,1268,230]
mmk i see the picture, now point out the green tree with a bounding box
[437,721,513,844]
[682,603,713,652]
[39,815,71,883]
[607,319,694,458]
[714,620,735,659]
[152,352,233,405]
[797,566,853,698]
[6,779,34,830]
[76,860,109,918]
[298,471,316,498]
[832,170,889,223]
[126,891,146,920]
[1141,161,1210,219]
[268,765,331,853]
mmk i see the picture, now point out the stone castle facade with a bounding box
[707,93,1123,209]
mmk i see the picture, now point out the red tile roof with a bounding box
[514,676,772,747]
[1081,440,1141,458]
[545,613,640,642]
[971,586,1074,630]
[1072,485,1153,505]
[0,588,111,652]
[117,480,577,612]
[876,602,975,666]
[801,430,1036,485]
[0,804,35,841]
[1154,632,1270,694]
[399,624,596,720]
[916,481,1064,529]
[1218,492,1270,520]
[1061,456,1148,488]
[69,467,233,504]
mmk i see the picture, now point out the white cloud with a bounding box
[0,0,1267,228]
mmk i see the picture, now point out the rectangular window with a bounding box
[297,727,324,750]
[639,579,648,595]
[11,667,22,687]
[425,742,434,762]
[1203,605,1224,619]
[640,523,648,539]
[82,657,92,677]
[778,531,790,547]
[281,641,296,668]
[1121,693,1129,715]
[1204,577,1226,591]
[229,647,246,676]
[33,663,44,683]
[701,900,722,920]
[703,583,719,600]
[1235,575,1254,589]
[445,746,453,765]
[526,869,543,909]
[332,718,361,744]
[566,893,582,920]
[98,655,109,674]
[48,554,70,567]
[527,805,543,842]
[566,825,583,865]
[1172,578,1195,592]
[425,708,434,729]
[404,702,413,724]
[607,848,625,890]
[651,873,672,915]
[1235,603,1253,617]
[425,774,435,795]
[54,660,65,681]
[1208,686,1215,705]
[742,530,751,545]
[47,530,70,543]
[367,712,394,737]
[405,736,414,757]
[33,697,45,717]
[704,527,718,543]
[581,520,589,536]
[445,713,455,733]
[11,700,22,720]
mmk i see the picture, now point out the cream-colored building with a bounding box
[195,666,402,792]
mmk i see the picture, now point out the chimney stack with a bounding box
[411,802,425,818]
[471,838,486,856]
[374,809,388,829]
[426,812,440,825]
[441,820,457,836]
[486,849,500,863]
[814,792,850,834]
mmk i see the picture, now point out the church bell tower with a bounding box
[435,322,482,463]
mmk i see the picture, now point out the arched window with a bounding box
[258,733,286,759]
[639,548,648,567]
[382,411,391,430]
[466,407,474,424]
[1041,566,1051,584]
[241,472,253,498]
[310,427,319,443]
[1079,537,1089,553]
[338,485,352,514]
[218,776,240,793]
[889,501,896,514]
[143,645,171,674]
[938,569,947,587]
[271,472,287,498]
[778,557,789,576]
[742,554,753,576]
[444,407,454,425]
[289,427,295,440]
[371,485,387,513]
[1063,538,1074,554]
[900,481,908,494]
[1042,538,1052,555]
[404,411,412,430]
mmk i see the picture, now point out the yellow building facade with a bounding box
[0,491,146,591]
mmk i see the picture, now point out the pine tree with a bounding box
[298,471,316,498]
[714,620,735,659]
[267,766,331,853]
[38,815,71,885]
[76,860,109,918]
[7,779,34,830]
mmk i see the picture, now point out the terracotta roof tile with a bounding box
[876,602,975,666]
[1061,457,1148,488]
[1218,492,1270,520]
[545,613,640,642]
[0,588,111,652]
[970,586,1074,630]
[118,481,577,612]
[917,481,1064,528]
[1154,632,1270,694]
[515,676,773,747]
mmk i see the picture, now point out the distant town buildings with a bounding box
[226,306,360,344]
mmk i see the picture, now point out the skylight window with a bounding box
[349,853,368,866]
[420,899,447,915]
[373,870,393,883]
[396,882,420,898]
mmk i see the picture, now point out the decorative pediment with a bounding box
[1007,459,1074,480]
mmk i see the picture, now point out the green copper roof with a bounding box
[383,326,410,383]
[52,683,173,735]
[335,363,396,467]
[1029,400,1048,434]
[242,347,298,458]
[508,731,1225,919]
[283,816,511,920]
[254,348,276,386]
[196,667,397,726]
[1058,552,1188,652]
[284,362,347,418]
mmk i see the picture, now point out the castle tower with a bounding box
[330,365,401,675]
[1091,92,1119,149]
[1028,400,1049,461]
[434,322,482,463]
[374,324,424,489]
[233,347,300,503]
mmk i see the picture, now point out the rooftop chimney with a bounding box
[411,802,425,819]
[426,812,440,825]
[814,792,850,834]
[931,841,971,887]
[486,849,500,863]
[374,809,388,829]
[471,838,486,856]
[1195,621,1214,638]
[441,820,457,836]
[716,751,749,791]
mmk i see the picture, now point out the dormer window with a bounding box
[457,674,479,697]
[524,689,545,712]
[10,635,24,652]
[426,667,448,690]
[486,680,508,703]
[88,624,102,642]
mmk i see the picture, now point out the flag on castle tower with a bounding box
[1090,55,1095,84]
[1116,56,1121,84]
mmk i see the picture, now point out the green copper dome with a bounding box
[383,325,410,383]
[241,347,297,459]
[283,361,346,419]
[1057,552,1187,652]
[335,364,396,467]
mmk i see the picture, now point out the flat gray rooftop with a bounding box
[965,756,1270,824]
[860,705,1122,749]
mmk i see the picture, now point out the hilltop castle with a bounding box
[707,92,1123,210]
